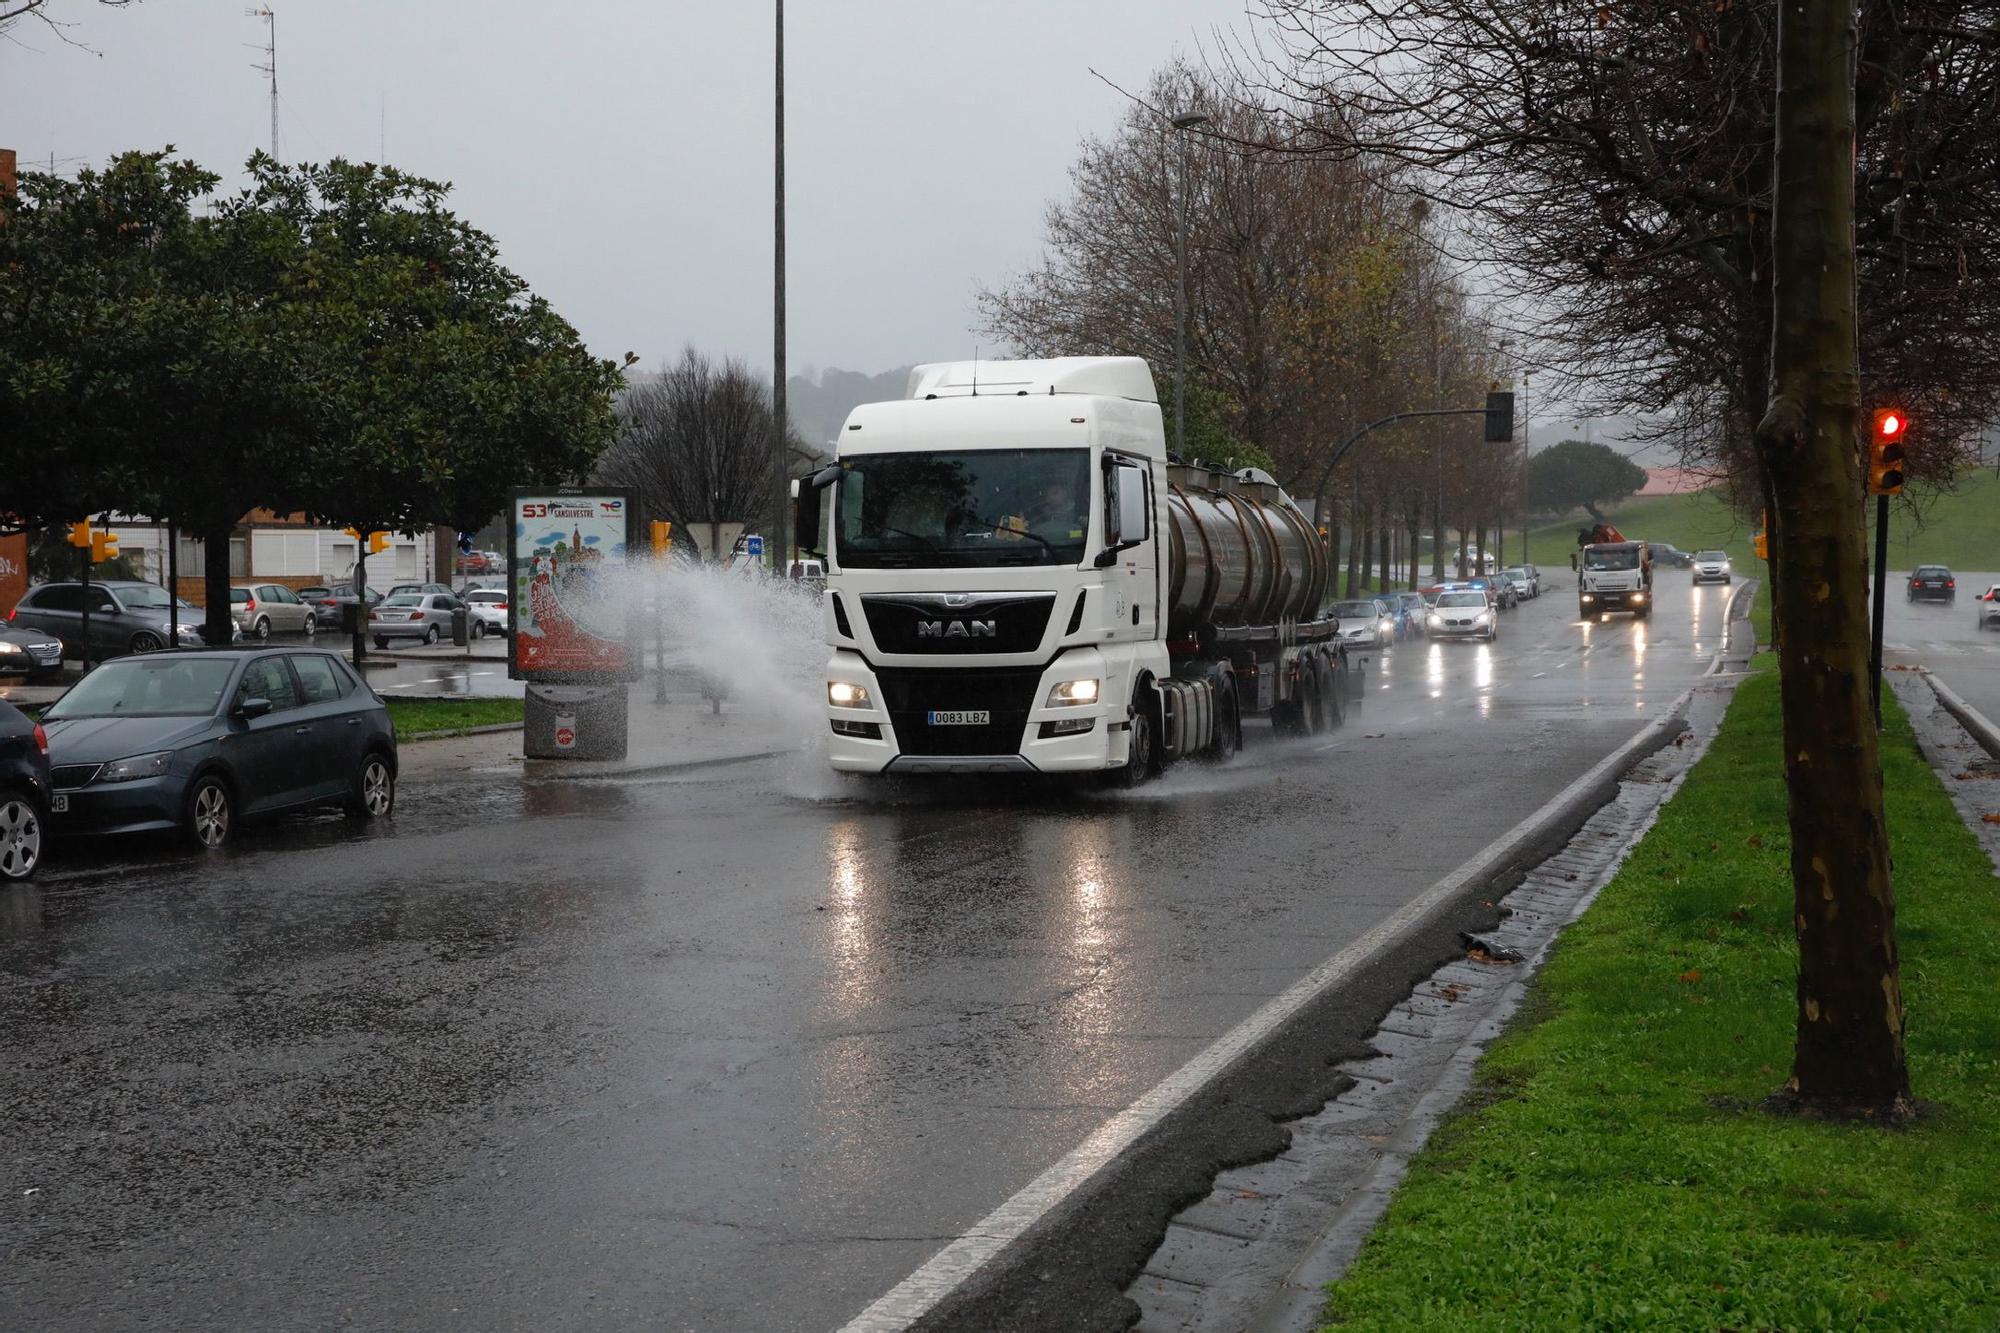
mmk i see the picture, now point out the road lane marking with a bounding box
[838,689,1699,1333]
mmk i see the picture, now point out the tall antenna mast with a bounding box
[247,7,277,159]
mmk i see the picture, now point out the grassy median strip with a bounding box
[1321,665,2000,1330]
[383,696,524,741]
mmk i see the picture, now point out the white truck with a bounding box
[1578,540,1653,619]
[792,356,1355,783]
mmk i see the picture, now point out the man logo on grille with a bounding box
[917,619,997,639]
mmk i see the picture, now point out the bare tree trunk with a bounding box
[1756,0,1910,1120]
[1345,494,1362,597]
[1430,499,1444,582]
[1377,501,1392,591]
[1406,507,1422,590]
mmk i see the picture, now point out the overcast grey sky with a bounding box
[3,0,1249,377]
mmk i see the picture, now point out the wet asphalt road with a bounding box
[1,577,1735,1331]
[1882,568,2000,721]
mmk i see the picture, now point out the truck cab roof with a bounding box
[905,356,1157,403]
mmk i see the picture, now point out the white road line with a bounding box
[837,694,1695,1333]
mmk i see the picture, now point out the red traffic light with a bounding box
[1874,408,1906,439]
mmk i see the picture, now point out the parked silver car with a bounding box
[369,592,463,647]
[10,581,214,658]
[230,583,317,639]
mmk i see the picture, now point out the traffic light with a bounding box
[1868,408,1907,496]
[90,531,118,562]
[1484,390,1515,443]
[67,521,92,548]
[650,520,673,557]
[367,531,391,554]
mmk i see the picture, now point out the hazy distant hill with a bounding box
[787,366,912,450]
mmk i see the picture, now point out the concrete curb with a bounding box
[844,693,1698,1333]
[1705,577,1759,676]
[521,746,797,781]
[1925,672,2000,762]
[402,721,525,743]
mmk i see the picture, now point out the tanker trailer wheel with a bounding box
[1295,669,1323,736]
[1208,679,1241,761]
[1316,656,1344,732]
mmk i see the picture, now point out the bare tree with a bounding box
[595,348,804,561]
[1,0,135,41]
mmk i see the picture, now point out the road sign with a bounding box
[746,534,765,558]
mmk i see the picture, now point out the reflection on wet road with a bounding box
[0,577,1739,1330]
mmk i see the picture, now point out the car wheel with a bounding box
[302,615,316,637]
[424,625,441,645]
[129,630,164,654]
[471,620,486,640]
[374,636,390,650]
[345,752,396,820]
[254,617,271,641]
[0,790,43,881]
[183,775,232,850]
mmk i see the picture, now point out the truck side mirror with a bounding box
[793,465,840,557]
[1106,464,1147,548]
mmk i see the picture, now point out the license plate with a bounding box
[927,710,989,726]
[51,795,68,814]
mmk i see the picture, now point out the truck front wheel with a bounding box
[1114,693,1156,788]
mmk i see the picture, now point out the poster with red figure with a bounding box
[509,489,635,682]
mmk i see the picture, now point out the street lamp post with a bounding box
[1171,112,1209,460]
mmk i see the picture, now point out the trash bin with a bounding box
[451,606,470,647]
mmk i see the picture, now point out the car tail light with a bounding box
[243,598,256,611]
[319,598,337,606]
[1947,579,1956,589]
[31,723,47,757]
[408,611,424,621]
[495,600,508,610]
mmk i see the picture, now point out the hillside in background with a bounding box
[786,366,912,450]
[1521,468,2000,573]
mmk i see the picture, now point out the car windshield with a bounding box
[834,448,1092,568]
[114,585,176,611]
[1915,566,1950,577]
[1332,601,1382,618]
[1438,591,1487,608]
[1502,568,1526,578]
[45,657,234,718]
[1697,551,1727,561]
[384,594,424,607]
[1585,547,1641,570]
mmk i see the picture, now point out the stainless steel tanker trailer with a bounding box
[795,356,1355,782]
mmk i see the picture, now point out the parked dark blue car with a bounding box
[0,700,52,880]
[40,648,397,850]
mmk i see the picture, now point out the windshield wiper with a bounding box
[871,525,941,553]
[972,518,1056,555]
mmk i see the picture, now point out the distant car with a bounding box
[229,583,317,639]
[370,592,463,647]
[1650,544,1694,568]
[1975,585,2000,631]
[458,577,507,597]
[10,580,212,658]
[1332,599,1394,648]
[1370,595,1418,642]
[1491,572,1525,609]
[1383,591,1428,638]
[0,623,66,680]
[1462,575,1517,610]
[1427,589,1498,641]
[1908,565,1956,603]
[311,583,384,628]
[0,699,51,880]
[40,649,396,850]
[1500,565,1540,599]
[386,582,453,599]
[1692,550,1732,584]
[462,587,509,637]
[297,585,333,603]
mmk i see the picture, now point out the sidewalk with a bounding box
[397,684,801,782]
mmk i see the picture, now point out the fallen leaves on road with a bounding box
[1984,813,2000,825]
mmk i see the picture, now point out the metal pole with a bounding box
[79,540,91,673]
[167,522,178,648]
[1869,492,1889,727]
[771,0,789,577]
[1170,113,1208,460]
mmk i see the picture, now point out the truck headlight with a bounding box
[1581,593,1595,603]
[1046,678,1100,707]
[100,750,174,783]
[1631,591,1647,603]
[827,680,870,709]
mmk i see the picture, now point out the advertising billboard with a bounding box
[509,488,636,682]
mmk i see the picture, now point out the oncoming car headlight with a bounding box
[100,751,174,783]
[1426,613,1442,626]
[827,680,871,709]
[1046,678,1100,707]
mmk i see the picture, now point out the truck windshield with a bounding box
[1585,548,1641,571]
[834,449,1092,568]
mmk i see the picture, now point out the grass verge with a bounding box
[1320,665,2000,1330]
[383,696,524,741]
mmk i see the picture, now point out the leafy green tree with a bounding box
[1,150,628,645]
[1524,439,1648,520]
[1176,382,1277,476]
